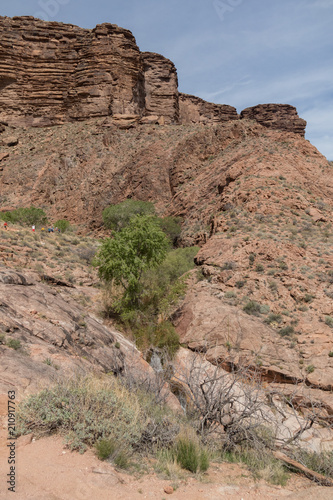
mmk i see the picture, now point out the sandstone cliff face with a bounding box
[179,93,238,124]
[240,104,307,136]
[0,16,146,126]
[142,52,179,123]
[0,16,307,134]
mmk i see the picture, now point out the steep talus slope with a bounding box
[0,118,320,229]
[169,125,333,409]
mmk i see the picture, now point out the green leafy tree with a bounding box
[0,207,47,227]
[158,216,182,246]
[102,200,156,232]
[95,215,169,308]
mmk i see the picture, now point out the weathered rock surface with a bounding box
[174,281,303,383]
[240,103,307,136]
[0,268,178,410]
[179,93,238,124]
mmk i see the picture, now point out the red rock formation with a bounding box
[0,16,307,134]
[0,16,145,126]
[240,103,307,136]
[142,52,179,123]
[179,93,238,124]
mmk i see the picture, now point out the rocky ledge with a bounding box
[240,103,307,136]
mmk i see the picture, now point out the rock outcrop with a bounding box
[240,104,307,136]
[179,93,238,124]
[142,52,179,123]
[0,16,306,134]
[0,16,145,126]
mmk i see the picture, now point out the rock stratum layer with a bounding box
[0,16,306,135]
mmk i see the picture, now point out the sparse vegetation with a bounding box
[6,338,21,350]
[264,313,282,325]
[278,326,294,337]
[243,300,261,316]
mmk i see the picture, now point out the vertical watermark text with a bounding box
[7,391,16,493]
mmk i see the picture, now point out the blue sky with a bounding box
[2,0,333,158]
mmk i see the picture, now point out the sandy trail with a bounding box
[0,394,332,500]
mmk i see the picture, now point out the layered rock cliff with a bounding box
[240,103,307,136]
[0,16,306,134]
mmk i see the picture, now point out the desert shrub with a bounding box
[75,245,97,264]
[222,261,236,270]
[264,313,282,325]
[279,326,294,337]
[0,332,6,344]
[324,316,333,328]
[298,304,308,312]
[54,219,71,233]
[259,304,270,314]
[95,438,130,468]
[95,438,116,460]
[17,375,173,454]
[249,253,256,266]
[268,280,278,291]
[173,435,209,473]
[0,207,48,227]
[6,338,21,350]
[102,200,155,231]
[255,264,264,272]
[243,301,261,316]
[136,417,180,453]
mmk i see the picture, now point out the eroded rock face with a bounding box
[240,104,307,136]
[0,17,144,126]
[0,16,307,133]
[179,93,238,124]
[142,52,179,123]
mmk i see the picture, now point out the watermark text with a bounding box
[7,391,16,493]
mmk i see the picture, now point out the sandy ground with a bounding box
[0,394,332,500]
